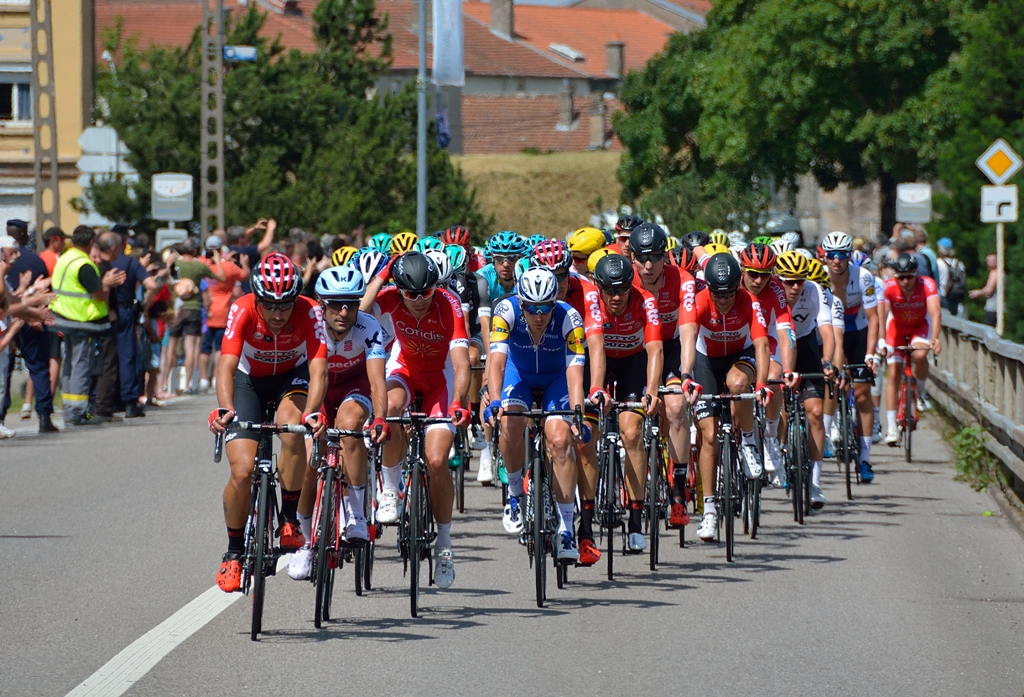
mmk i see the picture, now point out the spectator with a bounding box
[110,229,158,417]
[969,253,1000,327]
[227,219,275,292]
[934,238,966,316]
[166,237,225,394]
[38,227,66,275]
[0,235,25,438]
[198,235,244,392]
[50,226,125,428]
[91,232,125,420]
[914,227,937,279]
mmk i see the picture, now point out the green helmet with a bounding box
[752,235,774,246]
[445,244,469,275]
[368,233,393,255]
[414,237,445,253]
[514,256,531,282]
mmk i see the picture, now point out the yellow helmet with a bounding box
[587,248,614,274]
[703,242,730,257]
[568,227,607,257]
[806,258,830,289]
[390,231,418,255]
[775,250,810,280]
[665,236,680,250]
[331,245,359,267]
[709,229,729,247]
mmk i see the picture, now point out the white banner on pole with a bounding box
[432,0,464,86]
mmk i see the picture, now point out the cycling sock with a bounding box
[557,502,575,535]
[347,485,366,523]
[280,488,300,522]
[860,436,872,460]
[873,406,880,424]
[628,500,643,534]
[823,413,834,436]
[811,460,823,487]
[382,463,402,492]
[916,378,927,399]
[297,512,313,541]
[703,496,717,516]
[672,464,688,503]
[227,526,245,553]
[578,500,595,540]
[886,410,897,435]
[436,522,452,550]
[506,469,525,498]
[767,418,780,439]
[741,430,755,447]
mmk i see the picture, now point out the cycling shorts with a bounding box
[606,351,649,404]
[500,361,570,418]
[794,334,825,400]
[886,317,931,364]
[387,359,455,434]
[843,327,867,366]
[470,331,485,350]
[227,364,310,443]
[662,340,682,386]
[692,347,756,422]
[320,375,372,424]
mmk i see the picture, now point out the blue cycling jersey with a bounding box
[489,296,586,376]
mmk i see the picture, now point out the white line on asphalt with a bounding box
[65,557,289,697]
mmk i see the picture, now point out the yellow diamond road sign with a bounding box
[977,138,1023,185]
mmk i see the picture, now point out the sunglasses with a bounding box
[259,300,295,312]
[743,269,772,279]
[711,291,737,299]
[634,253,665,264]
[553,271,570,282]
[524,303,554,315]
[779,278,806,286]
[399,287,436,301]
[600,286,630,297]
[572,255,590,263]
[825,251,849,261]
[493,255,519,266]
[322,299,359,312]
[895,274,916,280]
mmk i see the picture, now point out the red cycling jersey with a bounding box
[222,294,327,377]
[632,264,697,341]
[884,276,938,327]
[597,286,661,359]
[564,274,605,338]
[373,286,469,372]
[682,287,768,357]
[748,277,792,357]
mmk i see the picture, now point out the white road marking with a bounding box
[66,557,289,697]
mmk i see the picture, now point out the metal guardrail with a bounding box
[927,311,1024,496]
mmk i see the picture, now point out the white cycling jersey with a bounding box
[789,280,834,339]
[833,265,877,332]
[320,311,390,386]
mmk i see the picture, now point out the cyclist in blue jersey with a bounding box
[483,267,588,562]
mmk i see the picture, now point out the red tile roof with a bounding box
[665,0,712,15]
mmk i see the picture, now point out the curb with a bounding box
[989,484,1024,544]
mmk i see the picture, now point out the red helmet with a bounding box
[739,243,777,271]
[441,225,470,246]
[251,252,302,303]
[531,239,572,272]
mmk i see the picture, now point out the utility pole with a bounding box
[30,0,59,246]
[201,0,225,241]
[416,0,427,237]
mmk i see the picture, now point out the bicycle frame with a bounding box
[595,398,644,581]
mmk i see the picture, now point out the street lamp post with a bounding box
[416,0,428,238]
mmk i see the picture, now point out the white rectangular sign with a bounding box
[151,173,193,222]
[896,182,932,223]
[432,0,464,86]
[981,185,1019,223]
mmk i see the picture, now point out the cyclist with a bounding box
[775,252,838,507]
[608,215,644,254]
[371,251,471,589]
[679,252,771,542]
[591,254,663,552]
[628,222,698,528]
[738,243,796,485]
[822,231,880,483]
[478,231,527,308]
[567,227,606,278]
[208,253,329,593]
[881,253,942,445]
[483,267,588,561]
[287,265,391,580]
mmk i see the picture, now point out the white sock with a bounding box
[916,378,927,398]
[741,430,755,446]
[347,485,366,523]
[436,522,452,550]
[507,469,524,497]
[557,502,575,534]
[382,463,402,492]
[887,410,897,434]
[860,436,872,459]
[823,413,834,435]
[767,418,780,439]
[811,460,823,487]
[703,496,716,516]
[297,512,312,541]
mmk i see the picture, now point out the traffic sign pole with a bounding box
[977,139,1022,336]
[997,222,1005,336]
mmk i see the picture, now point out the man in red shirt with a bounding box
[38,227,66,275]
[199,235,246,392]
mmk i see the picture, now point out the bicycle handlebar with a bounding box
[700,392,758,403]
[213,421,310,463]
[892,345,933,352]
[385,414,455,426]
[325,428,370,440]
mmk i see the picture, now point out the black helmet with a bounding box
[615,214,644,233]
[628,222,668,255]
[891,252,919,275]
[391,251,439,292]
[682,230,710,249]
[593,253,635,289]
[704,253,742,294]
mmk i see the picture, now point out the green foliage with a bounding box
[950,425,1002,492]
[89,0,488,237]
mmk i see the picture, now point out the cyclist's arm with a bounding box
[645,340,664,405]
[753,336,770,385]
[216,353,240,414]
[485,350,507,410]
[679,322,696,376]
[567,364,585,413]
[305,356,328,417]
[586,333,606,392]
[451,345,471,407]
[778,326,796,373]
[927,294,942,354]
[817,318,836,369]
[359,275,386,312]
[367,357,387,419]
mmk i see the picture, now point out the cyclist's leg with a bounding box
[276,376,311,549]
[337,394,372,541]
[542,380,577,556]
[728,357,759,477]
[693,352,724,537]
[377,369,411,524]
[883,318,902,442]
[662,340,691,518]
[421,372,457,529]
[909,322,932,405]
[846,328,874,460]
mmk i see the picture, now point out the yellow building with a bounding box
[0,0,91,234]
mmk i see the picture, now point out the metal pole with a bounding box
[30,0,59,246]
[416,0,427,238]
[200,0,225,242]
[996,221,1005,336]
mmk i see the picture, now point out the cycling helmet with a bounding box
[251,252,303,302]
[587,248,614,274]
[891,252,919,275]
[331,245,359,267]
[666,236,680,251]
[532,238,572,272]
[593,253,635,288]
[703,242,730,257]
[752,235,774,246]
[391,251,439,292]
[316,264,365,300]
[482,246,492,263]
[415,237,445,253]
[769,238,793,256]
[514,257,531,282]
[728,231,747,246]
[674,245,698,272]
[615,214,644,233]
[740,243,777,271]
[445,244,469,274]
[441,225,470,246]
[780,232,801,246]
[682,230,710,248]
[526,234,547,249]
[821,231,853,253]
[704,253,742,294]
[357,248,389,283]
[368,232,393,255]
[424,249,453,284]
[628,222,668,255]
[709,229,729,247]
[805,258,830,289]
[390,231,418,255]
[567,227,606,256]
[488,230,527,257]
[774,251,810,279]
[851,250,871,268]
[517,267,558,305]
[795,247,814,259]
[729,244,746,260]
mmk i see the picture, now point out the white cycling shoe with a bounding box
[626,532,647,552]
[809,484,827,510]
[287,545,312,580]
[502,496,524,533]
[556,532,580,562]
[476,448,494,484]
[764,437,783,473]
[697,512,717,542]
[434,547,455,589]
[883,429,898,446]
[741,444,763,479]
[377,489,400,524]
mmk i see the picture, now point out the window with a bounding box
[0,82,30,122]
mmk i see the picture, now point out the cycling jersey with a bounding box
[787,280,834,340]
[222,294,327,377]
[564,275,605,338]
[489,297,586,374]
[477,264,517,309]
[597,287,661,359]
[372,286,469,373]
[322,311,388,386]
[884,276,938,327]
[682,287,768,357]
[633,264,697,342]
[836,265,878,332]
[748,277,792,356]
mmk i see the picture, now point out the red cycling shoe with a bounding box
[577,538,602,566]
[279,521,305,552]
[217,552,242,593]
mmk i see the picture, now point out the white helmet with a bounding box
[424,249,453,284]
[769,239,793,256]
[729,244,746,260]
[516,267,558,304]
[795,247,814,259]
[357,249,388,284]
[780,232,801,246]
[821,231,853,253]
[728,231,746,246]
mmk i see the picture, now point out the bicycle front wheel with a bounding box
[533,456,547,608]
[904,378,915,463]
[250,472,271,641]
[409,461,422,618]
[747,476,761,539]
[314,467,335,628]
[722,438,735,562]
[647,438,661,571]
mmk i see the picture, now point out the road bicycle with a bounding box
[450,424,471,513]
[837,364,874,499]
[595,395,646,581]
[656,385,696,552]
[213,408,308,641]
[891,340,933,463]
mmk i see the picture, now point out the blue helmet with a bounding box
[526,234,547,250]
[368,233,393,255]
[414,237,445,253]
[316,264,365,300]
[488,230,527,257]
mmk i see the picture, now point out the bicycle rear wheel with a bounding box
[904,377,915,463]
[533,455,547,608]
[747,476,761,539]
[314,467,335,628]
[789,417,804,525]
[605,449,619,582]
[250,472,271,641]
[409,460,422,618]
[647,437,661,571]
[723,437,735,562]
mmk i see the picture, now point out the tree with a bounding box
[86,0,489,237]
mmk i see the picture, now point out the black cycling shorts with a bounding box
[606,351,649,403]
[692,347,756,422]
[226,364,310,443]
[662,339,682,385]
[843,327,867,366]
[795,333,825,400]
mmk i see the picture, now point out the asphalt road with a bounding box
[2,395,1023,696]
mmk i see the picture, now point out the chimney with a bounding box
[588,94,605,149]
[492,0,514,39]
[558,81,573,130]
[605,40,624,78]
